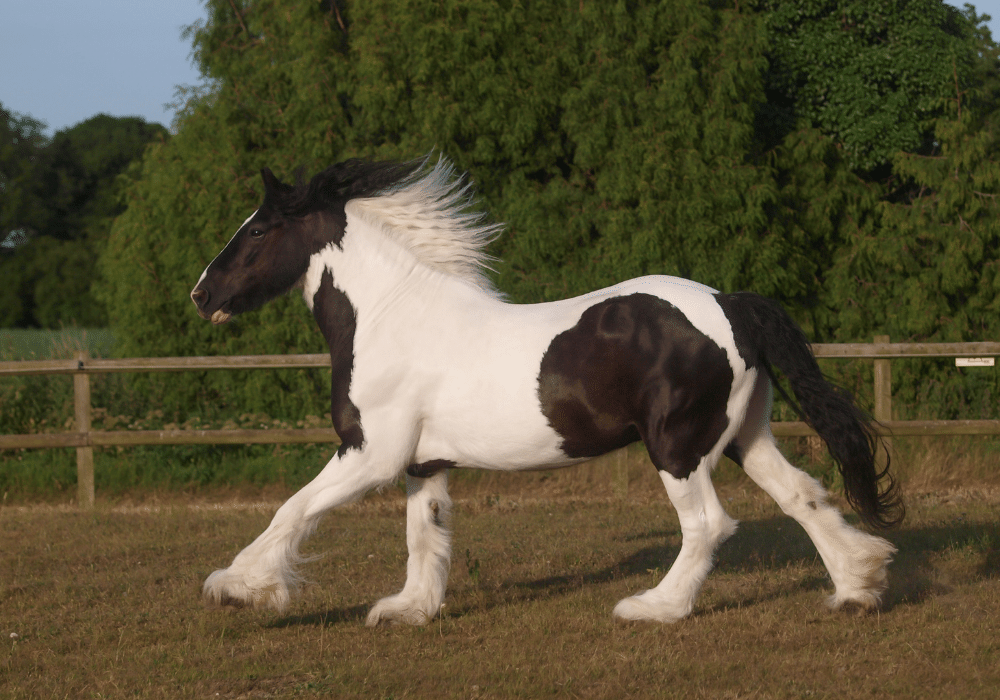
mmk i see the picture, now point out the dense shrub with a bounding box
[92,0,1000,422]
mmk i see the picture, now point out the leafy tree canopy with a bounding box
[0,109,167,327]
[1,103,49,250]
[96,0,1000,420]
[753,0,975,172]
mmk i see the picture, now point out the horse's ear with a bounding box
[261,167,283,193]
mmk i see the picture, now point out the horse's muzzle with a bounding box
[191,286,232,324]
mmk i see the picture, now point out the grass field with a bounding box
[0,328,114,360]
[2,476,998,699]
[2,330,998,697]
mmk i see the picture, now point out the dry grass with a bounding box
[891,435,1000,492]
[2,464,999,699]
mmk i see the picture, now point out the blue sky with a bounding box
[1,0,205,134]
[1,1,999,136]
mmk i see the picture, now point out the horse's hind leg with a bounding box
[366,470,452,626]
[613,454,737,623]
[735,377,895,611]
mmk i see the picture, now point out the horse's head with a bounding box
[190,168,339,324]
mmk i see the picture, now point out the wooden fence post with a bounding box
[873,335,893,467]
[74,351,94,509]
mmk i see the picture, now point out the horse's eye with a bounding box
[249,228,265,239]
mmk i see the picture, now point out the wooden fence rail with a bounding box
[1,339,998,508]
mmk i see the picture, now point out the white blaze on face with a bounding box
[192,209,259,296]
[204,210,259,276]
[238,210,259,231]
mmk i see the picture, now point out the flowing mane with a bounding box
[347,158,504,297]
[275,157,504,297]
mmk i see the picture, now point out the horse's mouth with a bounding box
[195,303,233,324]
[210,308,232,325]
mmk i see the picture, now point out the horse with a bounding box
[190,156,903,625]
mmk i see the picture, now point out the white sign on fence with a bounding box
[956,357,995,367]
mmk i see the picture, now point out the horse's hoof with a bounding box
[202,569,290,612]
[827,591,882,614]
[366,599,432,627]
[612,593,689,624]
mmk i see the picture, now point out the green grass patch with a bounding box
[0,442,340,502]
[0,327,114,360]
[4,432,1000,506]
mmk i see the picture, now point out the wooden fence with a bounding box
[1,338,998,508]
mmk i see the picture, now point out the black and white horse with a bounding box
[191,157,903,625]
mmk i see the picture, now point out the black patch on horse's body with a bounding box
[712,292,760,370]
[405,459,457,479]
[312,269,364,455]
[537,293,734,480]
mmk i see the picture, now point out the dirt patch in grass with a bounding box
[2,482,999,699]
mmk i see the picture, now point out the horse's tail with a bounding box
[718,292,904,530]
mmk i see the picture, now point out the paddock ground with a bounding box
[2,475,998,700]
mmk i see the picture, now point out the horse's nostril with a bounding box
[191,287,209,307]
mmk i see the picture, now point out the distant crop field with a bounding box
[0,327,114,360]
[2,482,998,699]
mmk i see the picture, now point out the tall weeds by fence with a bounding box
[2,330,111,443]
[2,329,999,503]
[0,329,338,499]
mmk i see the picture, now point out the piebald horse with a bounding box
[191,157,902,625]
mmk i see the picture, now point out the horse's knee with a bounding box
[406,471,453,538]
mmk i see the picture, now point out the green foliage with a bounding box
[754,0,975,171]
[0,327,114,360]
[0,111,167,327]
[95,0,357,417]
[40,114,168,242]
[0,442,334,499]
[93,0,1000,425]
[347,1,808,302]
[0,104,49,247]
[823,93,1000,418]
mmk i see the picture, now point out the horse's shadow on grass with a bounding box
[880,518,1000,607]
[269,515,999,627]
[269,604,369,629]
[456,517,835,619]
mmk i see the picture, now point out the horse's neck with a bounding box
[302,221,486,327]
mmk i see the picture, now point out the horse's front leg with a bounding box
[366,470,452,626]
[202,444,402,612]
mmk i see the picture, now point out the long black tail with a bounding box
[718,292,905,529]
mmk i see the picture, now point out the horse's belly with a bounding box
[411,319,583,470]
[413,369,581,471]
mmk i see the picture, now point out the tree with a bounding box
[1,103,50,326]
[1,103,50,247]
[96,0,351,417]
[97,0,1000,421]
[801,7,1000,419]
[0,113,167,327]
[752,0,975,173]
